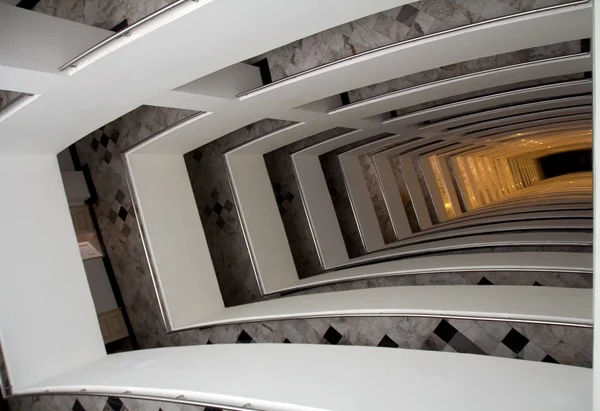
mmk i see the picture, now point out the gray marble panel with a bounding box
[248,0,573,82]
[32,0,174,30]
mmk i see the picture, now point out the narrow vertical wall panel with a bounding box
[420,157,449,222]
[374,154,413,239]
[127,154,225,328]
[0,155,105,391]
[399,156,433,230]
[293,154,349,268]
[339,154,385,251]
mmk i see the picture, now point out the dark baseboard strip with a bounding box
[252,58,273,86]
[110,19,129,33]
[16,0,40,9]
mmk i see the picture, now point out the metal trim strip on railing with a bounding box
[58,0,197,71]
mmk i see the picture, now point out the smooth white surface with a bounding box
[292,154,349,268]
[83,259,118,315]
[61,170,90,205]
[225,153,299,293]
[127,154,224,329]
[0,155,105,391]
[380,219,592,248]
[421,95,592,133]
[347,232,592,266]
[329,53,591,120]
[18,344,592,411]
[339,154,385,251]
[385,79,592,127]
[291,252,592,291]
[0,5,108,92]
[193,285,592,328]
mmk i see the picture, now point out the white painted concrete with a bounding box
[190,285,592,328]
[83,259,118,315]
[225,153,299,293]
[0,155,105,391]
[61,171,89,205]
[292,154,349,268]
[126,154,224,329]
[18,344,592,411]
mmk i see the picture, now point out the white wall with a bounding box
[61,171,89,205]
[83,259,118,314]
[126,153,224,330]
[0,155,105,391]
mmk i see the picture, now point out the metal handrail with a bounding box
[58,0,195,71]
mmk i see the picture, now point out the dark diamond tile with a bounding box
[115,189,124,204]
[448,332,486,355]
[285,192,295,202]
[213,202,223,215]
[91,138,100,151]
[378,335,399,348]
[121,224,131,237]
[275,193,285,204]
[397,4,418,26]
[108,209,118,224]
[502,329,529,354]
[224,199,234,212]
[421,335,447,351]
[105,397,123,411]
[206,340,212,344]
[205,408,223,411]
[118,206,128,221]
[72,399,85,411]
[216,216,225,228]
[103,150,112,164]
[280,206,287,215]
[193,150,203,162]
[323,326,342,344]
[100,133,109,147]
[237,330,253,343]
[273,182,282,192]
[128,205,136,220]
[109,130,119,143]
[283,338,291,343]
[533,281,543,286]
[203,205,213,216]
[542,354,559,364]
[433,319,458,343]
[211,188,220,201]
[478,277,493,285]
